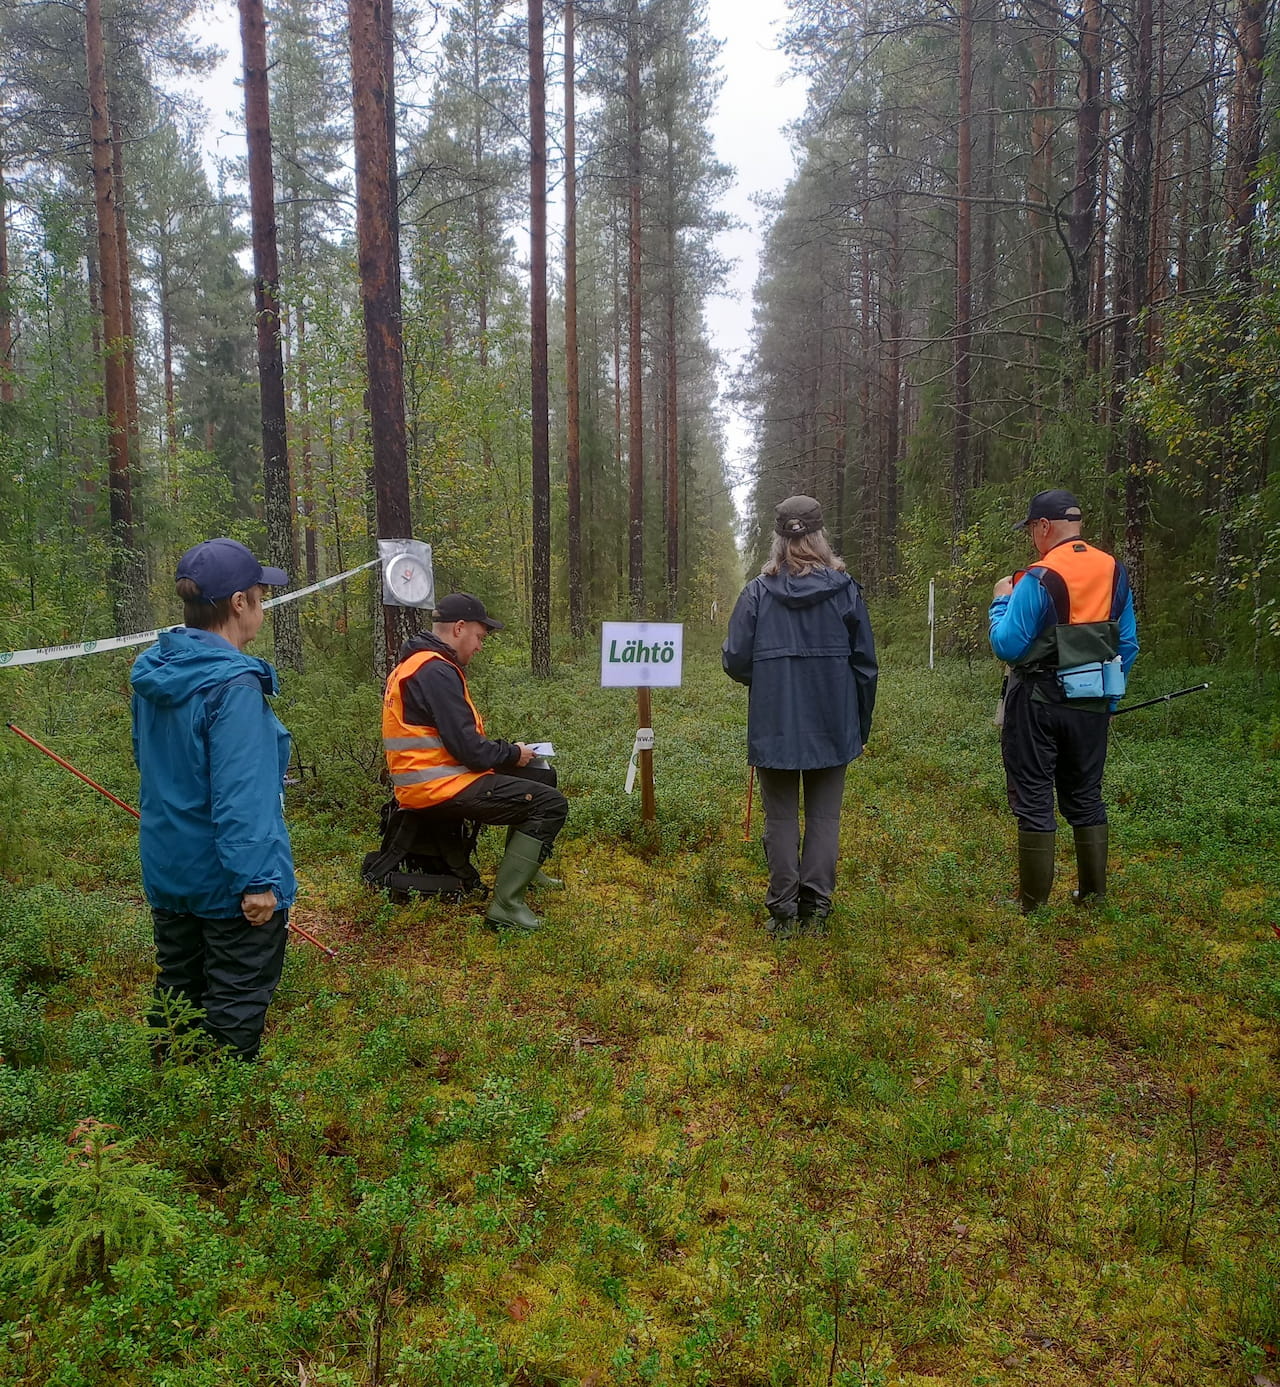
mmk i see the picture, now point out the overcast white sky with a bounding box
[183,0,808,506]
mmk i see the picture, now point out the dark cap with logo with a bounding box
[432,592,504,631]
[774,495,825,538]
[1014,489,1083,529]
[176,538,288,602]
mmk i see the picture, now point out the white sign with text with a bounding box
[600,622,684,688]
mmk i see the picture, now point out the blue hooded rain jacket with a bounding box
[723,567,878,770]
[130,626,296,918]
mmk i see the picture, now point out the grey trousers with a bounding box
[756,764,847,917]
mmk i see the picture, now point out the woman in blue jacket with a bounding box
[131,539,295,1060]
[723,497,878,938]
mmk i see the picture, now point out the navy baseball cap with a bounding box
[432,592,504,631]
[1014,489,1083,529]
[176,538,288,602]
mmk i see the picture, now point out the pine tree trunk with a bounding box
[295,301,318,585]
[348,0,416,671]
[859,224,876,586]
[239,0,303,669]
[0,162,14,403]
[564,0,584,640]
[159,250,178,500]
[86,0,146,634]
[884,119,902,579]
[528,0,551,676]
[664,141,679,614]
[1106,0,1153,597]
[1067,0,1103,341]
[1089,66,1112,379]
[626,0,644,614]
[284,151,318,584]
[112,121,143,508]
[1224,0,1266,285]
[952,0,974,553]
[1028,31,1053,422]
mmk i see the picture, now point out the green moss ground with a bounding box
[0,640,1277,1385]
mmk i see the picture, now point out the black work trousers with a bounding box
[1001,676,1110,833]
[431,763,568,850]
[149,907,289,1061]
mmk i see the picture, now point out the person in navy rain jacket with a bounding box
[723,496,878,938]
[131,538,296,1060]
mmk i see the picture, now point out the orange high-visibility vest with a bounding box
[382,650,491,808]
[1030,539,1119,625]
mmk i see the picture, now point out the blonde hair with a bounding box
[761,529,847,578]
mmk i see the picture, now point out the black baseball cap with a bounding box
[176,538,288,602]
[431,592,504,631]
[1014,489,1083,529]
[774,495,825,538]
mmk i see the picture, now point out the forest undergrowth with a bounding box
[0,632,1277,1386]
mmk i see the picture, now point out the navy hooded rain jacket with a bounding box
[722,567,878,770]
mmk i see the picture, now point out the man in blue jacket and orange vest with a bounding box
[382,593,568,931]
[989,490,1139,912]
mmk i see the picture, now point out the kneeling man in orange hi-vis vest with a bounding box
[989,490,1139,913]
[382,592,568,932]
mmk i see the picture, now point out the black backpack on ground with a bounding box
[360,800,484,903]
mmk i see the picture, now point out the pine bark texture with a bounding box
[239,0,303,669]
[348,0,416,670]
[528,0,551,676]
[0,163,14,404]
[626,0,645,613]
[563,0,584,640]
[952,0,974,551]
[86,0,147,634]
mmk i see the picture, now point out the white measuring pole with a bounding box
[928,579,935,670]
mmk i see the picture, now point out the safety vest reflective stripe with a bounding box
[390,765,466,785]
[382,648,490,808]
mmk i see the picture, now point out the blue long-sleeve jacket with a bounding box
[989,568,1139,670]
[131,627,296,917]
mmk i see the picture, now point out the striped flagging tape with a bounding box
[0,558,381,669]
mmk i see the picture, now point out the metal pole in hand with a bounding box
[7,722,337,959]
[742,765,755,841]
[1111,683,1210,716]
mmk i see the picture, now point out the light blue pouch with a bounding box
[1059,662,1105,699]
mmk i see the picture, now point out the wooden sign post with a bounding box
[636,686,656,823]
[601,620,683,828]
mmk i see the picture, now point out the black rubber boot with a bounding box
[485,831,546,932]
[1017,830,1056,913]
[1072,823,1108,904]
[506,825,562,890]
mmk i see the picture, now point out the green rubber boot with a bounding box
[506,826,562,890]
[1017,830,1056,914]
[1072,823,1108,904]
[485,830,546,932]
